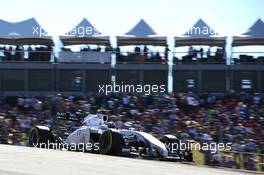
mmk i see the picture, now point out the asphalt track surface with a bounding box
[0,144,257,175]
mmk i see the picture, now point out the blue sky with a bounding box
[0,0,263,36]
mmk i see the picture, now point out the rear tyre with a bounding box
[99,130,124,155]
[28,126,54,148]
[160,135,180,152]
[160,135,193,162]
[184,152,194,162]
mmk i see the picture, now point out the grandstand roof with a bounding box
[0,18,53,46]
[117,19,166,46]
[125,19,157,37]
[175,19,226,47]
[60,18,110,46]
[232,19,264,46]
[65,18,102,36]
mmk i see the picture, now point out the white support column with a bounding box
[167,36,175,93]
[110,36,117,69]
[226,36,233,65]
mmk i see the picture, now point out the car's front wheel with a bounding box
[99,130,124,155]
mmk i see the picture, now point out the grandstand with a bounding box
[0,18,263,95]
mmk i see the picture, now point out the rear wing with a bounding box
[56,112,84,122]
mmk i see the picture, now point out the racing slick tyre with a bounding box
[28,126,55,148]
[160,135,193,162]
[99,130,124,155]
[184,151,194,162]
[160,135,180,151]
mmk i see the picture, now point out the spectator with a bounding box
[188,46,194,57]
[207,47,211,58]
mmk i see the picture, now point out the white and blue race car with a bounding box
[28,112,193,162]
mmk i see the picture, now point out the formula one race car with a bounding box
[28,112,193,162]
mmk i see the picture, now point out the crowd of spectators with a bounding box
[114,45,228,64]
[174,46,226,64]
[0,46,52,62]
[116,45,169,63]
[0,92,263,170]
[233,55,264,64]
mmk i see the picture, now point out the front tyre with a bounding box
[99,130,124,155]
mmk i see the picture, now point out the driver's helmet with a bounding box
[97,108,110,115]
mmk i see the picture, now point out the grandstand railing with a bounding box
[115,51,227,64]
[0,50,264,65]
[0,50,53,62]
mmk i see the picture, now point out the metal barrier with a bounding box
[58,51,111,63]
[220,151,264,172]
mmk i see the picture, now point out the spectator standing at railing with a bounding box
[207,47,211,58]
[2,46,7,61]
[193,48,198,59]
[152,52,161,62]
[164,44,170,61]
[143,45,148,56]
[134,46,141,62]
[4,46,12,61]
[47,45,52,61]
[105,45,113,52]
[135,46,140,55]
[188,46,194,57]
[199,48,204,58]
[87,46,91,51]
[15,45,23,61]
[95,46,101,52]
[143,45,148,61]
[115,46,121,61]
[215,48,224,62]
[26,46,32,61]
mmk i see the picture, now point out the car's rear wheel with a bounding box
[160,135,193,162]
[99,130,124,155]
[28,126,54,148]
[160,135,180,152]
